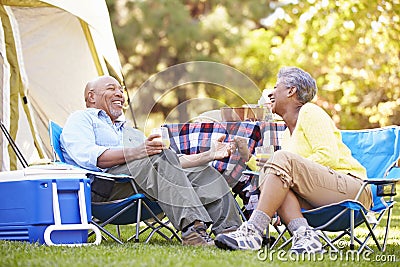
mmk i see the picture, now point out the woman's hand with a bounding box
[256,156,269,168]
[233,136,250,160]
[209,135,231,160]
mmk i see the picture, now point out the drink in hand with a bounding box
[256,152,272,161]
[255,145,274,171]
[151,127,170,148]
[163,138,171,149]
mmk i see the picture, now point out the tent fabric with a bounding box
[0,0,123,170]
[41,0,123,77]
[1,4,45,167]
[0,51,6,171]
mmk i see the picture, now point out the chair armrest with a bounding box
[242,170,260,176]
[86,171,135,184]
[355,178,399,201]
[86,170,133,179]
[364,178,400,185]
[361,178,399,197]
[86,171,140,197]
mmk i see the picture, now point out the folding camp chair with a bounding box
[48,120,181,244]
[273,126,400,253]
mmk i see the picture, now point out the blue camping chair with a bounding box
[48,120,181,244]
[273,126,400,253]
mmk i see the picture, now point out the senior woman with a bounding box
[214,67,372,253]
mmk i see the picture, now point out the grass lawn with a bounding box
[1,185,399,267]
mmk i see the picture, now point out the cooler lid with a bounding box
[0,164,88,182]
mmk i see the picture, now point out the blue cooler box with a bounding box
[0,166,93,245]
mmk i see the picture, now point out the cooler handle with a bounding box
[44,224,101,246]
[45,181,101,246]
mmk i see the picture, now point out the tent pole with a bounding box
[125,88,138,129]
[120,72,137,129]
[0,119,28,168]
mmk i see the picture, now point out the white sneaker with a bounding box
[290,226,323,254]
[214,222,263,250]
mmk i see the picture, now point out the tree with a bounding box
[229,0,400,129]
[107,0,400,130]
[107,0,274,130]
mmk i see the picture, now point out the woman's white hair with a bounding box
[278,67,317,104]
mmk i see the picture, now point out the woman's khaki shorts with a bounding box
[261,150,373,209]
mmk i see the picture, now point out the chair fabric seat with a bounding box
[92,196,163,225]
[302,200,368,232]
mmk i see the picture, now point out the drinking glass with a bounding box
[151,127,170,148]
[255,145,274,171]
[264,105,274,122]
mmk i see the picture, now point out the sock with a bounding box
[248,210,271,234]
[182,220,205,233]
[182,221,195,233]
[287,217,309,234]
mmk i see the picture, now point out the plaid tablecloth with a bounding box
[164,121,286,185]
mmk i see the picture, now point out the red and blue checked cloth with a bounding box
[163,121,286,186]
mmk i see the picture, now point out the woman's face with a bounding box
[268,78,290,115]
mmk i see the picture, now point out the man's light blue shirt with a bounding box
[60,108,144,172]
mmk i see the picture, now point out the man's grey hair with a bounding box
[277,67,317,104]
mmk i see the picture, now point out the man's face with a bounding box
[91,76,125,121]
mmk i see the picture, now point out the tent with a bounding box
[0,0,124,170]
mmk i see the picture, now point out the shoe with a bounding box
[182,221,214,246]
[290,226,323,254]
[213,225,238,236]
[214,222,263,251]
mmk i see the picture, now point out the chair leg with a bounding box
[91,221,123,244]
[127,218,172,243]
[90,199,139,243]
[332,229,372,251]
[318,231,339,252]
[133,201,182,243]
[360,211,382,251]
[270,225,288,249]
[135,199,142,242]
[350,209,355,250]
[116,225,121,239]
[382,206,393,252]
[356,210,388,253]
[144,222,173,243]
[234,197,248,222]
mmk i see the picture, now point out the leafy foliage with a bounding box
[107,0,400,129]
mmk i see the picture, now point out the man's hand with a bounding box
[123,133,164,162]
[142,133,164,156]
[98,133,165,168]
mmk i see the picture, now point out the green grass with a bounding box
[1,185,399,267]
